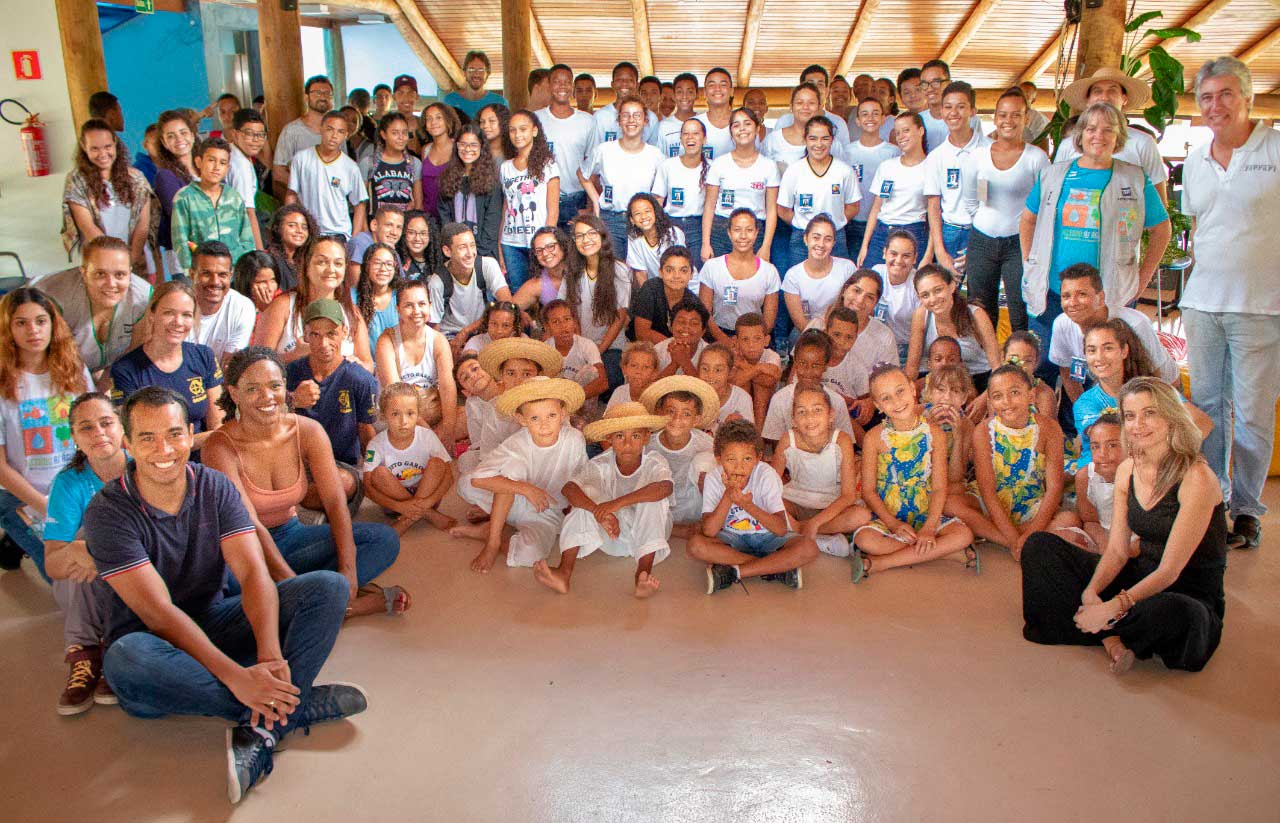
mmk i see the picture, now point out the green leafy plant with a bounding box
[1121,10,1201,137]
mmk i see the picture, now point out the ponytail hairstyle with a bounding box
[803,115,836,157]
[66,391,119,472]
[217,346,286,417]
[894,110,928,154]
[913,264,974,338]
[680,117,711,186]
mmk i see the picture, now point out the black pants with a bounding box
[966,228,1028,333]
[1020,533,1223,672]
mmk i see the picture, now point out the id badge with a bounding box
[976,177,990,205]
[874,301,888,321]
[1070,355,1087,383]
[724,285,740,306]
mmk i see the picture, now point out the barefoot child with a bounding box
[605,341,661,409]
[639,376,720,537]
[853,365,975,580]
[690,419,819,593]
[534,403,675,597]
[970,365,1075,560]
[1054,412,1128,555]
[457,376,588,572]
[768,381,869,557]
[363,383,456,536]
[654,297,709,377]
[697,344,753,430]
[730,312,783,426]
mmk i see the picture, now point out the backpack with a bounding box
[439,258,491,320]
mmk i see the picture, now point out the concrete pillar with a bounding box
[53,0,108,128]
[501,0,532,111]
[1077,0,1126,78]
[258,0,304,154]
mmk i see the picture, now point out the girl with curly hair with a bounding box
[420,102,461,216]
[624,192,683,285]
[437,124,501,259]
[352,242,403,353]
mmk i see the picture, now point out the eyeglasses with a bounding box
[921,79,947,89]
[369,260,398,271]
[573,229,600,241]
[240,130,267,140]
[532,244,561,256]
[405,230,431,240]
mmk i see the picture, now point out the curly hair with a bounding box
[626,192,679,247]
[438,123,497,199]
[0,288,89,402]
[396,209,445,279]
[355,242,403,325]
[75,119,137,209]
[154,109,197,183]
[501,110,554,182]
[217,346,286,417]
[422,102,461,144]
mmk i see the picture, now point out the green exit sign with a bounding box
[136,0,154,13]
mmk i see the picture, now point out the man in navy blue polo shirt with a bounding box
[85,387,366,804]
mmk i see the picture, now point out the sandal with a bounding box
[850,548,870,584]
[357,583,411,616]
[964,544,982,575]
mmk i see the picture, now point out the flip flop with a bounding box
[964,544,982,575]
[850,548,869,584]
[359,583,411,615]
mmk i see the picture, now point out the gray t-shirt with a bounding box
[36,266,152,373]
[275,118,322,170]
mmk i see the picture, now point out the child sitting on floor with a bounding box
[970,365,1075,561]
[731,312,783,427]
[454,353,510,478]
[655,297,710,377]
[463,300,523,353]
[454,376,588,572]
[690,419,819,594]
[697,344,753,431]
[1053,412,1130,555]
[534,402,675,598]
[922,365,978,518]
[542,299,608,409]
[761,329,856,447]
[639,375,720,537]
[821,307,873,411]
[363,383,456,536]
[914,335,962,395]
[852,365,976,580]
[966,331,1058,422]
[768,381,869,557]
[606,341,661,409]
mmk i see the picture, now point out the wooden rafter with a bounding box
[630,0,655,77]
[339,0,460,90]
[1021,24,1075,83]
[939,0,1002,65]
[737,0,766,87]
[390,0,466,87]
[834,0,881,79]
[532,14,554,68]
[1238,21,1280,64]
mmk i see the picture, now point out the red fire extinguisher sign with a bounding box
[12,51,41,81]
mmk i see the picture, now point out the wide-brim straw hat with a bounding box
[478,337,563,381]
[1063,67,1152,111]
[639,375,721,429]
[583,402,671,441]
[495,376,585,418]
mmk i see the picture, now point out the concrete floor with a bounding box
[2,483,1278,823]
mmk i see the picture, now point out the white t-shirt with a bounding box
[500,158,561,248]
[427,257,509,335]
[1058,126,1170,185]
[698,255,782,330]
[585,141,663,214]
[851,316,900,368]
[702,461,786,535]
[627,226,686,280]
[36,267,152,373]
[535,106,597,196]
[0,368,93,503]
[923,129,991,226]
[777,158,860,230]
[872,263,919,345]
[707,153,780,219]
[655,336,708,374]
[227,144,259,212]
[653,156,707,219]
[656,115,690,159]
[869,157,928,225]
[1049,306,1179,385]
[716,384,755,428]
[557,334,604,387]
[572,260,632,351]
[824,347,872,398]
[288,148,369,236]
[774,110,852,146]
[761,382,854,440]
[604,382,633,411]
[1181,123,1280,315]
[693,113,735,159]
[592,103,661,146]
[647,428,713,512]
[463,332,495,354]
[99,183,132,241]
[920,110,983,155]
[761,129,810,171]
[190,290,255,363]
[844,140,901,223]
[971,143,1050,238]
[573,448,673,508]
[782,259,855,321]
[363,426,452,488]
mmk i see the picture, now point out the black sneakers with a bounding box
[226,726,274,804]
[705,564,738,594]
[294,682,369,730]
[1229,515,1261,550]
[761,569,804,589]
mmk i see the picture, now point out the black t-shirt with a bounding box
[628,279,697,341]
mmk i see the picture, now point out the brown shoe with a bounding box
[58,644,102,716]
[94,671,117,705]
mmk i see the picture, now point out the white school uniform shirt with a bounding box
[470,426,588,512]
[761,383,854,441]
[227,144,258,211]
[500,158,561,248]
[586,141,663,214]
[463,332,494,354]
[707,153,780,219]
[716,384,755,428]
[190,290,255,363]
[274,118,321,169]
[36,267,152,373]
[869,157,928,225]
[774,110,852,146]
[872,263,919,346]
[782,259,855,320]
[557,334,604,387]
[426,257,509,335]
[627,226,686,280]
[288,148,369,236]
[851,316,900,368]
[693,113,735,159]
[535,106,598,196]
[1180,123,1280,315]
[920,110,982,155]
[762,129,841,171]
[363,427,452,489]
[845,140,901,223]
[572,260,631,351]
[702,461,786,535]
[1049,307,1179,385]
[654,337,708,374]
[593,103,661,146]
[649,428,715,522]
[653,156,707,219]
[923,129,991,227]
[971,143,1050,238]
[1057,126,1170,185]
[777,157,861,231]
[656,115,692,158]
[698,255,782,330]
[824,347,872,398]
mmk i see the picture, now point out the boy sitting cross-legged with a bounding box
[688,419,819,593]
[534,403,676,598]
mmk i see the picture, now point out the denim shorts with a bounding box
[718,529,788,557]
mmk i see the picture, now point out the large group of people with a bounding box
[2,46,1276,805]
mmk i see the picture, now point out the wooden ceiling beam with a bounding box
[1238,21,1280,65]
[532,14,554,68]
[737,0,766,87]
[834,0,880,79]
[939,0,1002,65]
[630,0,655,77]
[1021,24,1075,83]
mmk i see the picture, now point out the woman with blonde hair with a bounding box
[1021,377,1229,674]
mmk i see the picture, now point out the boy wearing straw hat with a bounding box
[534,403,675,598]
[640,375,722,537]
[453,377,588,572]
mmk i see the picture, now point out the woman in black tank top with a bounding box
[1021,378,1228,673]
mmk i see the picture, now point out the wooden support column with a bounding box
[1076,0,1126,78]
[54,0,108,128]
[630,0,655,78]
[737,0,766,88]
[502,0,533,110]
[259,0,305,154]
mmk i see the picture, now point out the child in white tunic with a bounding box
[1055,413,1124,554]
[535,403,675,598]
[542,300,607,419]
[639,375,722,535]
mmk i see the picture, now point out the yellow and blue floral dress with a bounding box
[989,417,1045,525]
[868,417,933,532]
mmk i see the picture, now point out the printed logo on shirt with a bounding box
[946,168,961,189]
[667,144,680,158]
[605,131,618,142]
[853,164,864,181]
[720,189,736,208]
[547,141,555,152]
[338,389,353,414]
[670,187,685,207]
[330,176,342,189]
[603,184,614,206]
[750,181,765,191]
[1061,188,1102,239]
[188,377,207,403]
[874,301,889,321]
[365,448,375,463]
[880,180,894,197]
[830,184,841,195]
[1119,185,1134,199]
[17,395,72,469]
[702,146,713,161]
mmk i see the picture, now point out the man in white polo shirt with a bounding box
[1181,56,1280,550]
[1058,67,1169,201]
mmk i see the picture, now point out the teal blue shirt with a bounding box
[443,91,508,121]
[42,463,107,543]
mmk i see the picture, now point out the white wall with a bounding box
[0,3,80,281]
[340,23,438,99]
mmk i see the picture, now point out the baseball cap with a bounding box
[303,298,347,328]
[393,74,418,93]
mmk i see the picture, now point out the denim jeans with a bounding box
[0,489,45,582]
[863,221,927,269]
[966,228,1028,332]
[845,220,868,263]
[940,223,970,285]
[669,215,704,269]
[502,244,531,293]
[719,529,788,556]
[771,223,794,278]
[1182,308,1280,518]
[1027,290,1062,388]
[271,516,400,584]
[709,215,766,259]
[557,191,587,232]
[103,571,348,723]
[601,347,624,391]
[600,210,630,259]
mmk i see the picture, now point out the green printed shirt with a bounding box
[170,182,254,270]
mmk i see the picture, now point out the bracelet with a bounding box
[1117,588,1136,612]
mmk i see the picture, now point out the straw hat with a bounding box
[1063,67,1151,112]
[495,376,585,418]
[639,375,721,429]
[477,337,563,381]
[583,402,671,441]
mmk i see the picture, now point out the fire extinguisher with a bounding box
[1,99,49,177]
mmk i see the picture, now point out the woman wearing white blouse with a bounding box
[699,208,782,344]
[857,112,932,270]
[701,107,779,264]
[580,98,663,258]
[653,118,710,268]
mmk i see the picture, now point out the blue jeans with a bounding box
[503,244,531,293]
[1027,290,1062,387]
[0,489,47,583]
[941,223,970,284]
[709,215,765,259]
[602,347,624,391]
[600,209,630,259]
[669,215,704,269]
[103,571,348,723]
[845,220,868,262]
[271,516,400,584]
[863,221,927,269]
[557,191,587,232]
[720,529,788,557]
[1182,308,1280,518]
[966,228,1027,332]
